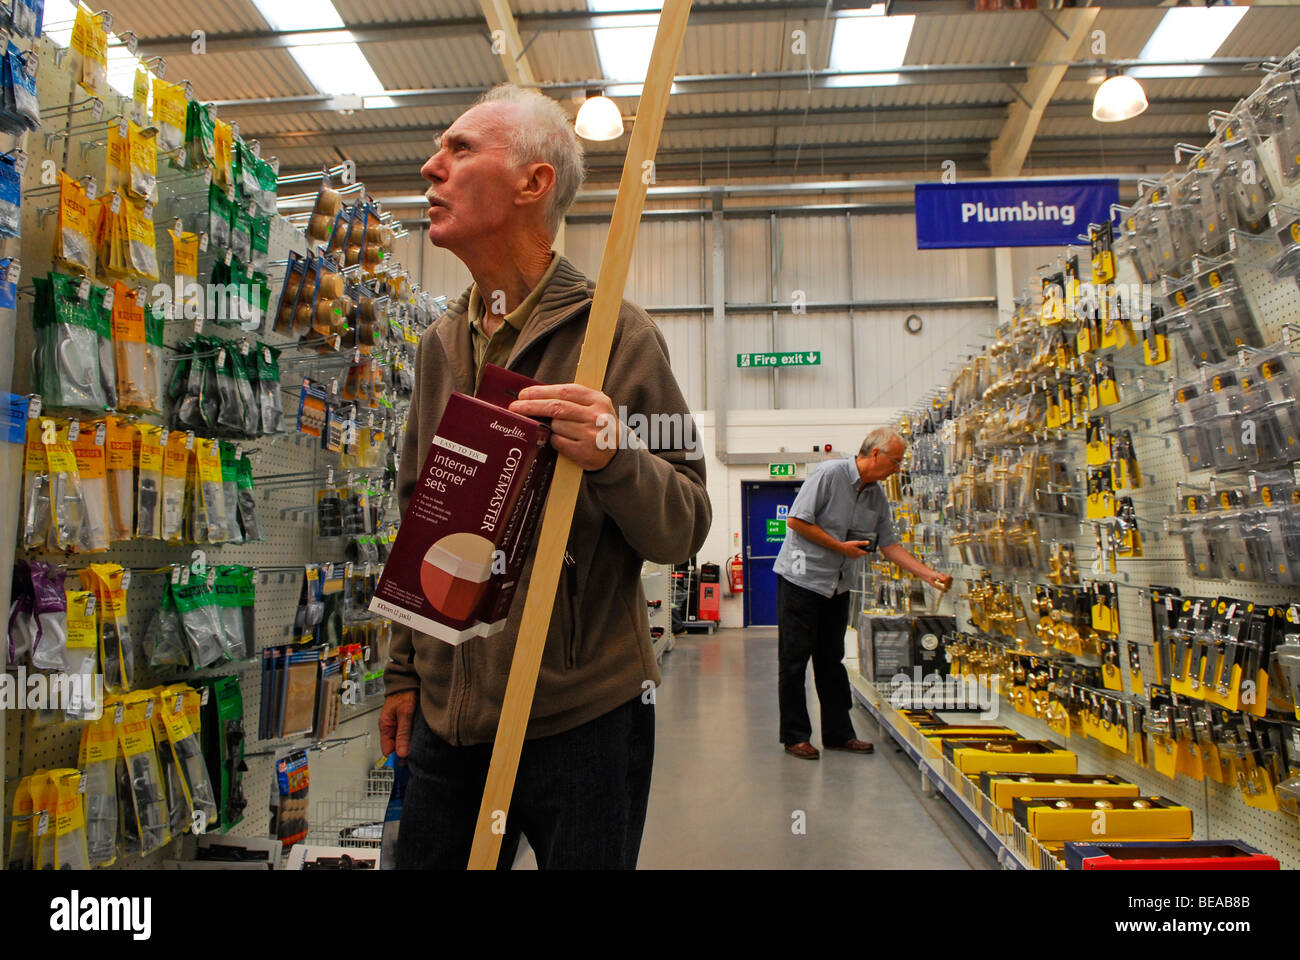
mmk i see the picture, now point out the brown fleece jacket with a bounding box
[382,255,711,745]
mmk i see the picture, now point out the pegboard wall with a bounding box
[3,33,410,866]
[905,68,1300,867]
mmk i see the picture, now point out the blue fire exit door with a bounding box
[742,480,802,627]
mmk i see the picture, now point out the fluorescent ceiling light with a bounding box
[827,5,915,88]
[251,0,386,98]
[589,1,661,84]
[1130,6,1249,80]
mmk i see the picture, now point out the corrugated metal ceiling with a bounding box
[88,1,1291,184]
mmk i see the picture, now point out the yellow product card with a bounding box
[170,230,198,278]
[57,173,93,265]
[80,709,119,765]
[72,426,106,480]
[105,119,127,191]
[65,590,98,650]
[53,769,88,843]
[118,695,157,757]
[133,67,150,112]
[163,432,189,480]
[1087,378,1100,410]
[1098,376,1120,407]
[128,122,157,179]
[25,419,47,472]
[159,691,196,744]
[1144,331,1169,365]
[1086,438,1111,467]
[152,78,187,133]
[1241,772,1280,811]
[1076,324,1093,355]
[125,202,158,280]
[213,119,233,186]
[166,683,202,736]
[46,424,78,475]
[195,438,222,485]
[1152,736,1176,778]
[1085,492,1114,520]
[111,284,145,343]
[1175,737,1205,780]
[1092,250,1115,285]
[136,424,164,473]
[105,418,134,471]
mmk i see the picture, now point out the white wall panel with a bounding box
[774,215,850,303]
[851,213,997,300]
[853,308,994,411]
[724,219,771,303]
[773,311,853,409]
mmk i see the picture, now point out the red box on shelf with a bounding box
[1064,840,1280,870]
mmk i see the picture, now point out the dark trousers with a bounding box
[396,694,655,869]
[777,576,855,746]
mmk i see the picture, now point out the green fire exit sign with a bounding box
[737,351,821,368]
[766,519,787,541]
[769,463,796,478]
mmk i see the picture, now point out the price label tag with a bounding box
[84,595,96,617]
[114,702,125,724]
[217,348,226,367]
[120,568,131,590]
[78,774,87,794]
[198,232,209,252]
[78,278,90,301]
[173,217,184,235]
[36,811,48,837]
[118,116,128,139]
[1209,477,1216,497]
[143,202,154,220]
[173,692,184,713]
[180,567,190,585]
[271,158,280,175]
[24,53,37,78]
[230,121,239,140]
[329,377,338,397]
[1293,462,1300,485]
[263,347,272,364]
[12,151,26,176]
[206,568,215,588]
[1249,474,1258,493]
[240,340,250,356]
[91,98,104,121]
[101,10,114,30]
[177,147,186,166]
[145,700,154,719]
[204,169,212,188]
[67,420,80,442]
[171,566,181,585]
[201,687,210,706]
[109,193,121,215]
[323,562,333,578]
[103,286,114,311]
[185,431,195,450]
[194,315,204,334]
[224,249,232,266]
[226,183,235,204]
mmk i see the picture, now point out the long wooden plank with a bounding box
[466,0,694,870]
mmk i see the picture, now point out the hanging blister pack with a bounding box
[62,588,100,720]
[22,419,50,549]
[54,172,95,275]
[160,429,189,543]
[133,423,163,539]
[82,563,134,694]
[158,687,219,833]
[143,579,189,667]
[0,151,20,238]
[235,452,263,541]
[219,441,241,544]
[194,437,232,542]
[46,421,86,552]
[33,273,107,410]
[71,420,109,553]
[213,565,248,660]
[79,709,120,867]
[173,574,225,669]
[117,694,171,856]
[29,560,68,672]
[8,559,36,666]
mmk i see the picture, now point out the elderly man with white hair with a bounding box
[379,84,711,869]
[772,427,952,760]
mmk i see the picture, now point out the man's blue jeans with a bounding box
[396,694,655,869]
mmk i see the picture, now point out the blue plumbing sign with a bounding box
[914,178,1120,249]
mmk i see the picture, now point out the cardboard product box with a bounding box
[859,614,954,683]
[1012,795,1193,843]
[944,739,1078,777]
[1063,839,1281,870]
[979,773,1141,833]
[370,366,557,645]
[900,709,946,726]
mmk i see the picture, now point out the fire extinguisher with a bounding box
[727,554,744,594]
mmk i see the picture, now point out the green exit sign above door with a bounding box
[737,351,821,368]
[769,463,796,478]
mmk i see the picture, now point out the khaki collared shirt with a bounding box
[466,253,561,389]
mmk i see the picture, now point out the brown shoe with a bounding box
[825,738,874,754]
[784,741,820,760]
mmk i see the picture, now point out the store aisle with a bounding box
[637,628,1000,869]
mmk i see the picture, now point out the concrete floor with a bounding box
[512,627,998,869]
[633,627,999,869]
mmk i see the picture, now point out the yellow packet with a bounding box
[213,118,234,188]
[55,172,95,275]
[125,200,159,280]
[127,121,158,201]
[152,77,188,154]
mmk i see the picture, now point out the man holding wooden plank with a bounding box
[379,84,711,869]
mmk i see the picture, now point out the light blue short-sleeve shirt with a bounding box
[772,458,899,597]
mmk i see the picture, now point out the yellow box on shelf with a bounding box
[943,739,1078,777]
[1012,796,1193,843]
[980,773,1141,834]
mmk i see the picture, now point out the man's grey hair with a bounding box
[476,84,586,236]
[859,427,904,458]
